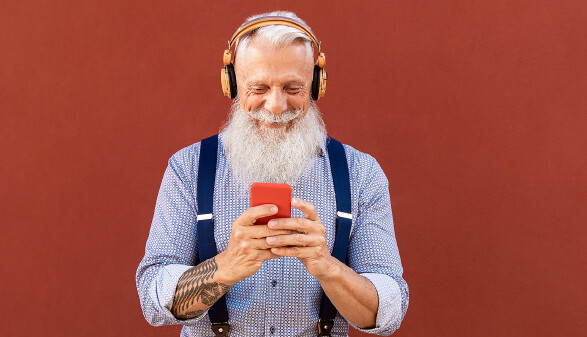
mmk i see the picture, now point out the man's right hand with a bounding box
[216,204,295,284]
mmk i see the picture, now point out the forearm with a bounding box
[316,257,379,328]
[171,256,236,320]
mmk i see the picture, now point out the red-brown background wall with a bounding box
[1,1,586,336]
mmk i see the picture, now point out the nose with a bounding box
[264,88,288,115]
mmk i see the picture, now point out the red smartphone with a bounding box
[250,182,292,225]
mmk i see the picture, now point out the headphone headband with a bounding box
[228,16,321,52]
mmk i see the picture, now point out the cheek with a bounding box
[241,95,263,112]
[290,96,309,112]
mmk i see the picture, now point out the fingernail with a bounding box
[291,198,298,205]
[266,237,276,243]
[268,220,277,227]
[271,206,278,213]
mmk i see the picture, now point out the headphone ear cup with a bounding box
[226,63,238,99]
[311,65,320,100]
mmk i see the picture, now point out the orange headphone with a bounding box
[220,16,327,100]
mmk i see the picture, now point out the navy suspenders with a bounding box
[195,135,230,336]
[318,137,353,336]
[195,135,352,337]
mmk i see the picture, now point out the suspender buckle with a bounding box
[211,322,230,337]
[197,213,213,221]
[336,211,352,220]
[317,319,334,336]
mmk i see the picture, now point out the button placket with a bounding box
[266,258,281,336]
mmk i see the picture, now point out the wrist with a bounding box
[214,251,238,286]
[314,256,342,283]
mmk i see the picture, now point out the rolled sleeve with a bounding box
[350,273,403,335]
[151,264,208,324]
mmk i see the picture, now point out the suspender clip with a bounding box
[336,211,352,220]
[317,319,334,336]
[197,213,213,221]
[211,322,230,337]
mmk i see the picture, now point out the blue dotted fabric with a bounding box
[136,134,409,336]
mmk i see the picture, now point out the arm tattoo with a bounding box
[175,310,206,320]
[171,257,231,319]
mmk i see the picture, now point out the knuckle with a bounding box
[295,234,304,246]
[239,240,249,250]
[296,218,307,230]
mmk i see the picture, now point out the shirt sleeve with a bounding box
[135,145,209,326]
[346,153,409,335]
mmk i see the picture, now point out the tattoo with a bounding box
[171,257,231,319]
[175,310,206,320]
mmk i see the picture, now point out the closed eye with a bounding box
[251,87,268,94]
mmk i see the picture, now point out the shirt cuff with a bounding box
[350,273,403,335]
[154,264,209,324]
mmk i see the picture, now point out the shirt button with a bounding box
[270,326,275,334]
[271,280,277,287]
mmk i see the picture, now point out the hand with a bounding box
[216,204,297,284]
[265,198,338,280]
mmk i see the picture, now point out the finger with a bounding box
[247,237,290,250]
[265,233,324,247]
[257,248,282,261]
[270,246,316,258]
[247,225,297,239]
[268,217,318,234]
[235,204,278,226]
[291,198,319,221]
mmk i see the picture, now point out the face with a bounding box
[234,37,314,132]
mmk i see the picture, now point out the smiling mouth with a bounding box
[258,120,289,128]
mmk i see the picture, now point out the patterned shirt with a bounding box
[136,133,409,336]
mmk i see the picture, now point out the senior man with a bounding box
[136,11,408,337]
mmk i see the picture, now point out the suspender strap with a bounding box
[318,137,353,336]
[196,135,230,334]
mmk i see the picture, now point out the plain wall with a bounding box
[1,0,586,336]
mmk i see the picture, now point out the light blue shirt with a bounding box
[136,134,409,336]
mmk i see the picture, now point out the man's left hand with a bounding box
[265,198,338,280]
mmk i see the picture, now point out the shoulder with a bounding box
[336,140,390,199]
[168,142,200,169]
[339,142,386,180]
[166,135,221,183]
[164,140,205,189]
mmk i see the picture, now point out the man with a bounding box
[136,11,408,337]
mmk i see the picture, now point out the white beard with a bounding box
[220,100,326,188]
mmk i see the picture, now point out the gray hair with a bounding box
[234,11,314,64]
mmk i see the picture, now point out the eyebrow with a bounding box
[284,80,305,87]
[247,80,306,87]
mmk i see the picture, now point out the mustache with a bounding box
[248,109,303,124]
